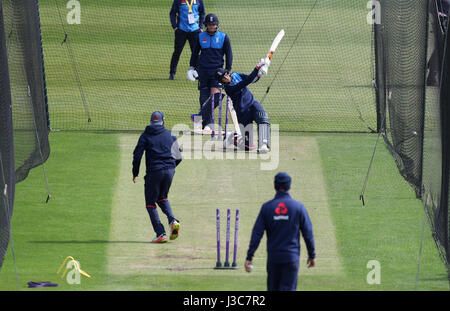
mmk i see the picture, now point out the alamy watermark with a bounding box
[67,0,81,25]
[366,260,381,285]
[367,0,381,25]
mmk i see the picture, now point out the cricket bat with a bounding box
[259,29,285,77]
[227,102,241,136]
[266,29,285,62]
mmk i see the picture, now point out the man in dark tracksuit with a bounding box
[188,13,232,129]
[245,172,316,291]
[132,111,182,243]
[215,62,270,153]
[169,0,205,80]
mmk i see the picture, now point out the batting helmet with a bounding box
[215,68,229,82]
[204,14,219,25]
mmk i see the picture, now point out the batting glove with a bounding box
[256,58,265,69]
[187,67,199,82]
[258,64,269,78]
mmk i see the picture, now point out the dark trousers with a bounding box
[266,260,299,291]
[170,29,200,75]
[198,91,223,127]
[236,102,266,126]
[144,168,176,236]
[236,102,267,148]
[197,68,224,110]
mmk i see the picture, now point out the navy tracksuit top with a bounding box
[132,125,182,176]
[170,0,205,32]
[224,67,260,114]
[246,191,316,263]
[190,30,232,71]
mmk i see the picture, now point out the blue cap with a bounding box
[274,172,291,191]
[150,111,165,125]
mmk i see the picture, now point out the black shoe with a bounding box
[169,73,175,80]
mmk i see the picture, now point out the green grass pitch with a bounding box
[0,132,448,291]
[0,0,449,291]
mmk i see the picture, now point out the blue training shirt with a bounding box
[170,0,205,32]
[246,191,316,264]
[190,30,233,71]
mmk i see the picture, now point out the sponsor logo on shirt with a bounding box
[181,0,197,5]
[274,202,289,220]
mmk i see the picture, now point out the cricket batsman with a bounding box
[132,111,182,243]
[213,59,271,153]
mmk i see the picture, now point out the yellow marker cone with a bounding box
[57,256,91,279]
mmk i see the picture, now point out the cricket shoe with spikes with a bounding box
[196,125,212,135]
[152,234,168,243]
[257,143,269,154]
[257,137,270,154]
[169,220,180,240]
[190,122,216,135]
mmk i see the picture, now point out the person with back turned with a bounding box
[245,172,316,291]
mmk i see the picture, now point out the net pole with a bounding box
[415,207,427,291]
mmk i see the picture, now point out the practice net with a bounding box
[37,0,377,132]
[0,0,50,270]
[375,0,450,273]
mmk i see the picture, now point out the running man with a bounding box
[132,111,182,243]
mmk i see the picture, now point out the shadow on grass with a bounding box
[28,240,150,244]
[88,78,171,82]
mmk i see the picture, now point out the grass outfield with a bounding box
[0,132,448,291]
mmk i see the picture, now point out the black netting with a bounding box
[37,0,376,132]
[422,0,449,272]
[375,0,450,272]
[3,0,50,182]
[374,0,428,197]
[439,32,450,274]
[0,0,16,271]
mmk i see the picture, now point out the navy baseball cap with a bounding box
[150,111,165,125]
[274,172,291,191]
